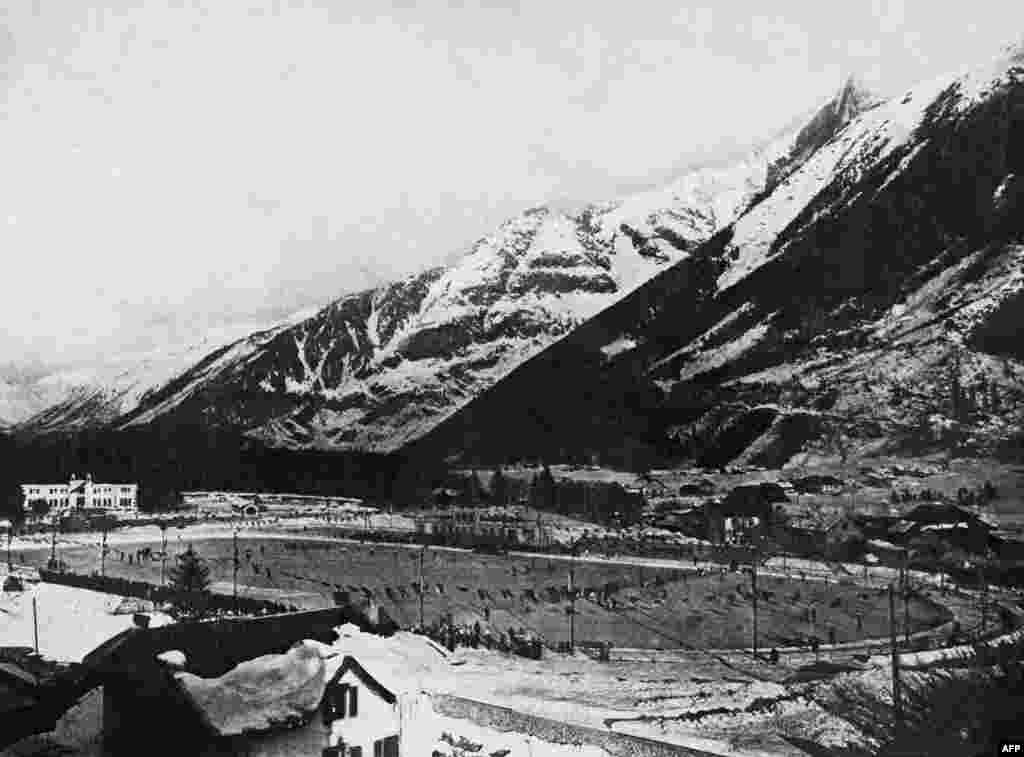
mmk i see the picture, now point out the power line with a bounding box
[581,596,787,683]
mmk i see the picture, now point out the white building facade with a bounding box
[21,473,138,516]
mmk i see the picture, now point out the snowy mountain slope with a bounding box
[16,77,877,451]
[404,41,1024,468]
[117,205,696,452]
[11,315,311,434]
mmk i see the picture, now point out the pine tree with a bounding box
[169,546,211,620]
[30,499,52,522]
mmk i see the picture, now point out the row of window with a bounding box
[24,485,135,495]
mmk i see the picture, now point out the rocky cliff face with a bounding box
[404,43,1024,469]
[114,205,710,452]
[17,77,876,452]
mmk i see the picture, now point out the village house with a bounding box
[705,483,788,544]
[49,607,386,756]
[21,473,138,518]
[898,503,998,557]
[170,644,421,757]
[46,606,447,757]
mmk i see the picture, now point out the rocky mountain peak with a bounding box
[12,65,925,455]
[400,43,1024,469]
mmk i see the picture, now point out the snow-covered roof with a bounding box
[174,624,449,737]
[175,640,326,736]
[319,624,449,697]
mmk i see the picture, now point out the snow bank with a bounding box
[427,712,612,757]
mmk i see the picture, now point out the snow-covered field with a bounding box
[0,582,172,662]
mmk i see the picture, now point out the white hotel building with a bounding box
[21,473,139,516]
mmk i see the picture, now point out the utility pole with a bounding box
[418,544,427,629]
[752,544,759,660]
[232,526,240,614]
[903,580,911,645]
[889,584,903,726]
[32,597,39,655]
[100,527,108,578]
[901,550,911,645]
[6,524,12,571]
[812,601,818,662]
[49,518,57,570]
[979,563,987,638]
[569,557,576,653]
[160,523,168,587]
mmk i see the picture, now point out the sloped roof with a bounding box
[171,624,449,737]
[327,656,395,705]
[175,640,326,736]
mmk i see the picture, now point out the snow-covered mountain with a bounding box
[9,313,316,433]
[403,41,1024,468]
[13,78,879,451]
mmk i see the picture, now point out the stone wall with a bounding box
[429,693,721,757]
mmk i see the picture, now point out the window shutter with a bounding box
[350,748,362,757]
[325,684,348,722]
[374,741,382,757]
[349,685,358,717]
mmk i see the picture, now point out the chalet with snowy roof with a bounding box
[72,613,445,757]
[876,503,999,557]
[21,473,138,518]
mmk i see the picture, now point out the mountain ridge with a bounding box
[14,75,882,455]
[397,42,1024,469]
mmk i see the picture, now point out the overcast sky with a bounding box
[2,0,1023,367]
